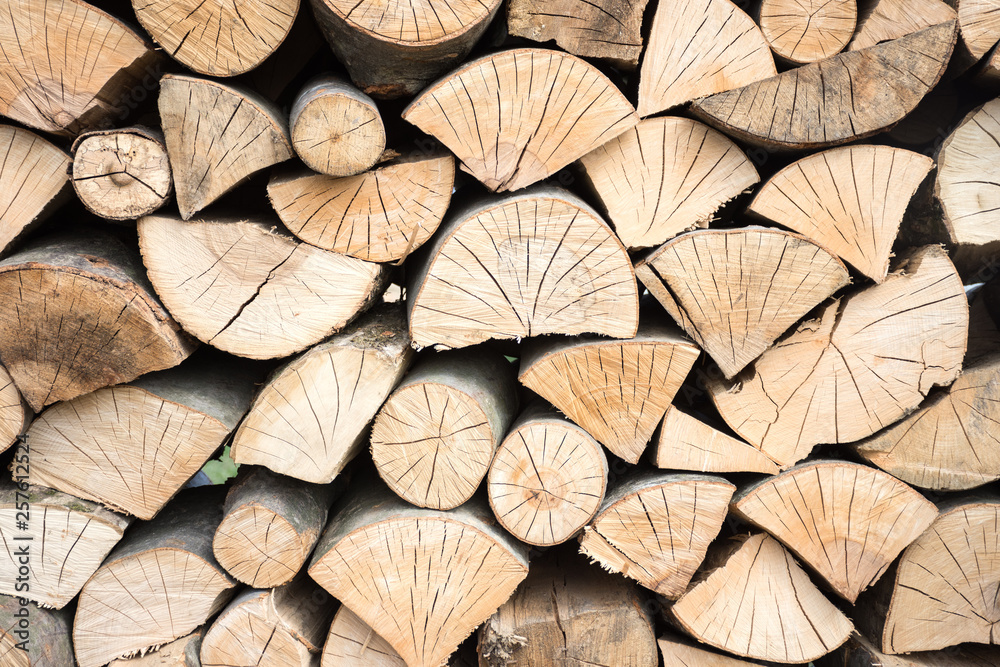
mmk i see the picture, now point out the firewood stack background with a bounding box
[1,0,1000,663]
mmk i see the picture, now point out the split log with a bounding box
[73,487,237,667]
[71,126,172,221]
[577,117,759,251]
[0,232,196,411]
[657,634,766,665]
[0,364,29,455]
[959,0,1000,62]
[709,245,968,468]
[370,349,518,510]
[407,186,639,349]
[0,0,161,136]
[478,550,658,667]
[634,228,850,379]
[816,633,1000,667]
[637,0,775,117]
[759,0,857,64]
[27,352,256,519]
[578,471,735,598]
[731,460,939,602]
[747,145,934,283]
[653,405,780,475]
[109,630,205,667]
[213,466,342,587]
[486,403,607,546]
[0,125,72,254]
[137,213,388,359]
[267,151,454,262]
[670,533,854,663]
[0,480,131,608]
[517,320,700,463]
[690,22,957,149]
[848,0,956,51]
[200,575,335,667]
[230,303,413,483]
[307,482,530,667]
[402,49,638,192]
[0,599,73,667]
[322,606,405,667]
[158,75,293,220]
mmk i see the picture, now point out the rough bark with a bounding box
[0,599,73,667]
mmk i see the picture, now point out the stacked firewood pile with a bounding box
[1,0,1000,664]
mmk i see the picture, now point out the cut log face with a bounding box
[748,146,933,283]
[817,633,1000,667]
[732,460,939,602]
[760,0,857,64]
[402,49,638,192]
[267,152,455,262]
[672,533,854,663]
[231,304,413,484]
[138,214,387,359]
[0,125,71,254]
[0,233,196,412]
[0,363,30,455]
[0,0,160,136]
[637,0,775,117]
[848,0,956,51]
[487,404,608,546]
[408,186,639,349]
[635,228,851,380]
[108,630,205,667]
[308,485,530,667]
[517,321,700,463]
[133,0,298,76]
[690,22,958,149]
[71,126,172,221]
[654,405,780,474]
[158,75,293,220]
[959,0,1000,60]
[710,245,968,467]
[322,606,406,667]
[578,117,760,251]
[0,481,131,608]
[578,471,735,598]
[658,634,765,665]
[0,600,73,667]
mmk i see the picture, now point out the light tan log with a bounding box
[138,213,388,359]
[307,483,530,667]
[268,151,454,262]
[0,363,29,456]
[371,349,518,510]
[407,186,639,349]
[0,233,196,411]
[658,634,765,665]
[231,304,413,483]
[158,75,293,220]
[71,126,172,221]
[671,533,854,663]
[816,632,1000,667]
[709,245,968,468]
[518,320,699,463]
[73,487,237,667]
[579,471,734,598]
[653,405,780,474]
[322,606,405,667]
[0,0,161,136]
[959,0,1000,62]
[637,0,775,117]
[848,0,956,50]
[0,125,71,254]
[578,117,759,251]
[635,227,850,380]
[759,0,857,63]
[0,599,73,667]
[108,630,204,667]
[748,145,933,283]
[690,22,957,149]
[403,49,638,192]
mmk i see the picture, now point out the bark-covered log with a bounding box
[0,598,73,667]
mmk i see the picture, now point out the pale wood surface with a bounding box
[654,405,780,474]
[760,0,857,63]
[658,634,769,666]
[322,606,406,667]
[0,362,29,456]
[0,125,71,254]
[848,0,956,50]
[109,630,204,667]
[959,0,1000,59]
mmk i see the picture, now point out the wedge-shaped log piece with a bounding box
[658,634,766,665]
[578,117,759,251]
[732,460,938,602]
[816,633,1000,667]
[579,471,734,598]
[691,22,957,149]
[268,152,454,262]
[848,0,956,50]
[672,533,854,663]
[138,214,387,359]
[518,321,699,463]
[322,606,405,666]
[108,630,205,667]
[408,186,639,348]
[748,146,933,283]
[0,0,160,136]
[231,305,413,483]
[760,0,857,63]
[0,125,71,253]
[637,0,775,117]
[403,50,637,192]
[654,405,780,474]
[73,488,237,667]
[0,363,29,455]
[0,233,196,411]
[158,75,293,220]
[709,245,968,467]
[636,228,850,380]
[959,0,1000,60]
[308,483,530,667]
[0,600,73,667]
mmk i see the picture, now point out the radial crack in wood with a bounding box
[0,125,71,254]
[848,0,956,51]
[322,606,406,667]
[959,0,1000,60]
[654,405,780,474]
[760,0,857,64]
[0,600,73,667]
[0,363,30,456]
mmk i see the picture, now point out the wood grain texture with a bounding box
[760,0,857,63]
[0,125,71,254]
